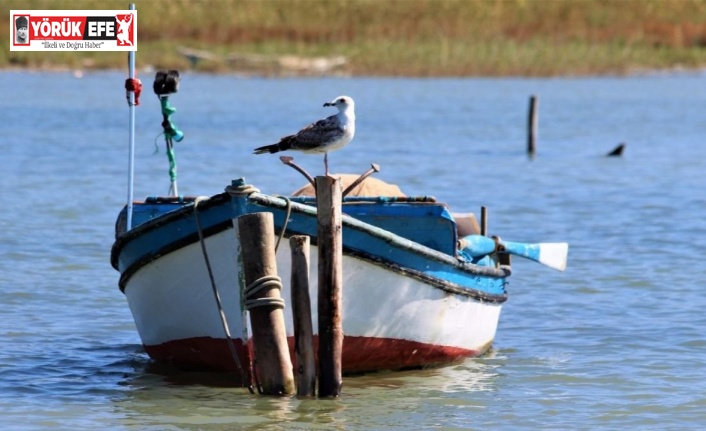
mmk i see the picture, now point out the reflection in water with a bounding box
[112,352,502,430]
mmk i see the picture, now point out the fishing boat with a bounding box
[112,70,568,387]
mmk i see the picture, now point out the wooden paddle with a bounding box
[459,235,568,272]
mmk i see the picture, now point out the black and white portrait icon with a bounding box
[15,16,29,44]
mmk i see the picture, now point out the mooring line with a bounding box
[193,196,254,394]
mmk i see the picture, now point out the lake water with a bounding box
[1,69,705,430]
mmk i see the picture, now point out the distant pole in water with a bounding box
[528,95,538,158]
[125,3,136,230]
[607,143,626,157]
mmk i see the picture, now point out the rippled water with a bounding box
[1,70,705,430]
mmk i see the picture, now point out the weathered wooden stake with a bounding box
[480,206,488,237]
[315,176,343,397]
[238,212,295,396]
[528,95,538,157]
[290,235,316,397]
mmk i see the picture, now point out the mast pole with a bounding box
[126,3,136,230]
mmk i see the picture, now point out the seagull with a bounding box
[253,95,355,176]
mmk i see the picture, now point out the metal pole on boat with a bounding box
[126,3,136,230]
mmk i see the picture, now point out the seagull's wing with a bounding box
[287,116,344,152]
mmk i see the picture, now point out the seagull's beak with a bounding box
[323,102,334,107]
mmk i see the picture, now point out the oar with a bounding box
[459,235,568,272]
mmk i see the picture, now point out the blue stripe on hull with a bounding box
[112,190,509,299]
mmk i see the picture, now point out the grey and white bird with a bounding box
[253,95,355,176]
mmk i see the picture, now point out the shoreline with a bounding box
[3,64,705,79]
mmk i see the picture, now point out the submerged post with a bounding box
[238,212,295,396]
[290,235,316,397]
[316,176,343,397]
[528,95,538,157]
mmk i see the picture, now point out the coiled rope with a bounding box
[225,183,260,196]
[239,195,291,316]
[243,275,285,310]
[193,196,254,394]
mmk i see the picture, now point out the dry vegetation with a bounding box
[3,0,706,76]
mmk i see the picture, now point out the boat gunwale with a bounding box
[111,190,510,303]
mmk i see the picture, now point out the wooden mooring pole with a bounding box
[290,235,316,397]
[528,95,538,157]
[238,212,295,396]
[315,176,344,397]
[480,206,488,237]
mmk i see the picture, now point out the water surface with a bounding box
[1,70,705,430]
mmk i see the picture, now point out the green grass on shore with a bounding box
[4,0,706,76]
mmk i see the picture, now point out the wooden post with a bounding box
[290,235,316,397]
[238,212,295,396]
[315,176,343,397]
[480,206,488,237]
[528,95,538,157]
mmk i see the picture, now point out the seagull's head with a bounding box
[324,95,354,113]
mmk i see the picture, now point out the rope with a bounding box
[193,197,254,394]
[243,275,285,310]
[274,196,292,253]
[241,274,284,395]
[244,275,282,298]
[225,185,290,253]
[244,297,286,310]
[225,183,260,196]
[166,137,178,197]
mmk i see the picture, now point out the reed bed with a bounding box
[4,0,706,76]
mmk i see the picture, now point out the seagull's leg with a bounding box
[324,152,329,176]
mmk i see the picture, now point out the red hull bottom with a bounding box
[144,335,486,386]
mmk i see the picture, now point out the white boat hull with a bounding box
[123,226,503,379]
